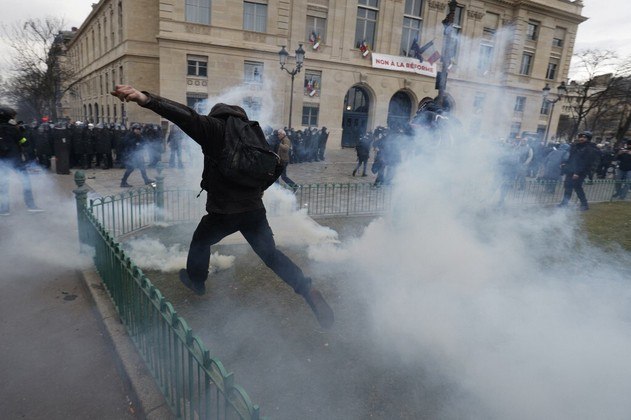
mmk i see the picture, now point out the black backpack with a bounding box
[202,117,282,190]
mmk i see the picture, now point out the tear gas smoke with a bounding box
[309,122,631,419]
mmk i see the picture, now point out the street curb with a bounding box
[79,269,175,420]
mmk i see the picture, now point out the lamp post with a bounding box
[542,81,568,143]
[436,0,459,109]
[278,44,305,129]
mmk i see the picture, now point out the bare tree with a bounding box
[0,17,74,123]
[565,50,631,141]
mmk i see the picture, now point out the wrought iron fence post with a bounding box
[73,171,90,253]
[155,162,165,222]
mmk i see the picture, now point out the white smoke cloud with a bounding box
[308,124,631,419]
[124,236,234,273]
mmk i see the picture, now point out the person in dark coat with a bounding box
[0,106,43,215]
[316,127,329,161]
[94,123,113,169]
[111,84,334,329]
[541,143,570,193]
[353,131,372,177]
[558,131,599,210]
[167,123,185,169]
[119,123,154,187]
[612,139,631,200]
[34,123,53,169]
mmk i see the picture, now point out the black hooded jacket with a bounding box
[563,141,600,177]
[141,92,264,214]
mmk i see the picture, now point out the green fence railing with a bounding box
[74,172,261,420]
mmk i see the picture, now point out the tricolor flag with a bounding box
[419,40,441,65]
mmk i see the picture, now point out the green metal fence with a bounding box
[495,178,626,206]
[74,173,261,420]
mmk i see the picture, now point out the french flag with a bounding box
[420,40,441,65]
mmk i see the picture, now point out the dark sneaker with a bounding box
[179,269,205,295]
[0,211,10,216]
[556,202,568,208]
[580,204,589,211]
[120,182,132,188]
[304,287,334,329]
[145,179,156,185]
[27,207,45,213]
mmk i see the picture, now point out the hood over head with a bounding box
[208,103,248,121]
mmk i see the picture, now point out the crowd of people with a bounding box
[264,126,329,164]
[16,121,167,172]
[3,103,630,209]
[497,131,631,210]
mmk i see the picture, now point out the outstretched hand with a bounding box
[111,85,149,106]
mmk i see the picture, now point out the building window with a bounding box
[119,65,123,84]
[401,0,423,56]
[186,0,211,25]
[244,61,263,83]
[244,1,267,32]
[117,1,123,41]
[546,60,559,80]
[482,12,499,41]
[304,70,322,97]
[478,44,493,75]
[519,52,533,75]
[514,96,526,112]
[100,75,103,95]
[187,55,208,77]
[97,24,102,56]
[302,105,319,127]
[526,20,539,41]
[540,99,552,115]
[553,27,566,47]
[111,69,116,90]
[306,10,327,46]
[104,18,108,50]
[242,96,262,120]
[187,93,208,112]
[110,10,115,48]
[448,5,464,59]
[355,0,379,49]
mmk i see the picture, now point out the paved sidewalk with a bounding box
[0,171,139,419]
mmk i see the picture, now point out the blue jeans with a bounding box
[614,169,631,199]
[561,174,587,207]
[0,162,37,213]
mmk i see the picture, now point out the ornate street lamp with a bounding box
[278,43,305,129]
[542,81,568,142]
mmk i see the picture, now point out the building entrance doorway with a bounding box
[387,91,412,130]
[341,86,370,148]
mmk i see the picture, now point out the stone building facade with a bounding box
[62,0,586,147]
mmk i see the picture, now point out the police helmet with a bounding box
[0,105,17,123]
